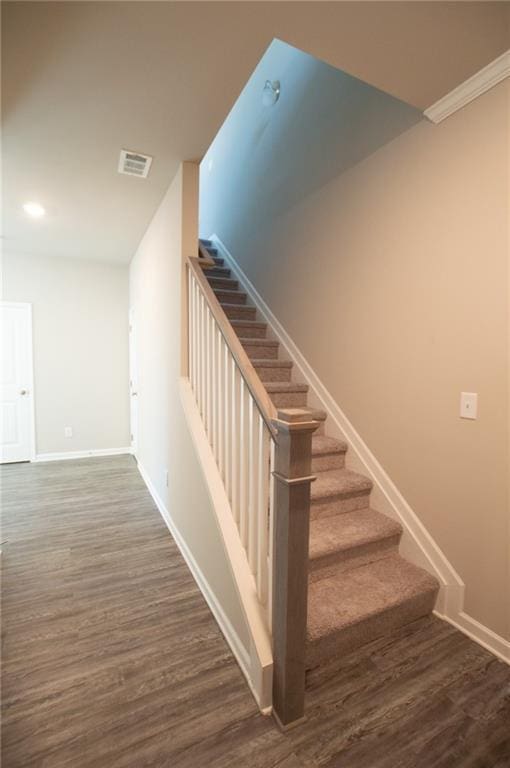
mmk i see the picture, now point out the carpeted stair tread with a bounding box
[221,303,257,320]
[306,554,439,647]
[311,468,372,501]
[231,320,267,330]
[214,289,247,304]
[252,359,293,368]
[239,337,279,348]
[307,408,327,422]
[207,277,239,290]
[312,435,348,457]
[264,382,309,393]
[309,508,402,562]
[203,266,231,277]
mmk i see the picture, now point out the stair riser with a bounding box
[309,536,401,584]
[305,587,438,669]
[207,277,239,291]
[222,305,257,321]
[233,324,267,339]
[270,391,308,408]
[243,343,279,360]
[214,290,247,305]
[254,366,292,382]
[310,490,371,518]
[311,453,346,473]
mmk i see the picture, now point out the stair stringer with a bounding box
[209,234,464,621]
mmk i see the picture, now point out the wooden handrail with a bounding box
[198,242,216,266]
[187,256,278,439]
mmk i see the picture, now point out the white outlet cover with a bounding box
[64,426,73,437]
[460,392,478,420]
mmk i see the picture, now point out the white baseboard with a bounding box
[435,610,510,665]
[34,447,133,462]
[210,233,508,665]
[136,457,272,710]
[424,49,510,123]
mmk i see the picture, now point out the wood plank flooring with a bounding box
[2,455,509,767]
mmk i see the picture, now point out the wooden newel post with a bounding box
[271,408,319,730]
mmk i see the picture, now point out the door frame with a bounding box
[128,307,138,458]
[0,301,36,462]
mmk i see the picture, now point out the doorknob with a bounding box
[132,391,138,396]
[20,389,28,396]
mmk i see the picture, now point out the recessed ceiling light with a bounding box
[23,202,45,218]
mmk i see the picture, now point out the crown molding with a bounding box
[424,49,510,124]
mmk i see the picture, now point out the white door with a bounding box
[129,308,138,457]
[0,303,35,463]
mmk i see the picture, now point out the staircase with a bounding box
[199,239,439,672]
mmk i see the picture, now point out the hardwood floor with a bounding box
[2,455,509,767]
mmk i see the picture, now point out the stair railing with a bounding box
[186,253,318,728]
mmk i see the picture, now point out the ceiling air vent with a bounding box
[118,149,153,178]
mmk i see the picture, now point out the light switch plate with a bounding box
[460,392,478,420]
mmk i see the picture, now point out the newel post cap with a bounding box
[272,408,320,433]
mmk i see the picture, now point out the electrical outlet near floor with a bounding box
[64,426,73,438]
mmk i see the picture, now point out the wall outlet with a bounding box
[64,426,73,438]
[165,470,169,487]
[460,392,478,420]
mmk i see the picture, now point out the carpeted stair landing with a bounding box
[200,240,439,670]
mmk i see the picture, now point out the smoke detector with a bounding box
[118,149,153,178]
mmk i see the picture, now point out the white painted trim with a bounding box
[35,447,133,462]
[435,610,510,666]
[209,235,509,664]
[26,303,36,462]
[137,421,273,715]
[424,49,510,123]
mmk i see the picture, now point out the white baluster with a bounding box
[267,438,275,631]
[217,331,224,477]
[239,378,249,546]
[257,418,270,604]
[193,278,198,398]
[188,270,193,385]
[224,342,231,497]
[201,294,206,418]
[211,319,217,459]
[247,395,259,574]
[197,291,202,413]
[204,306,210,437]
[207,309,213,442]
[231,360,239,523]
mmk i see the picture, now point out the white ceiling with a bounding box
[2,1,508,264]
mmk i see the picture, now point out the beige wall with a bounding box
[202,81,509,639]
[2,252,130,455]
[129,164,250,652]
